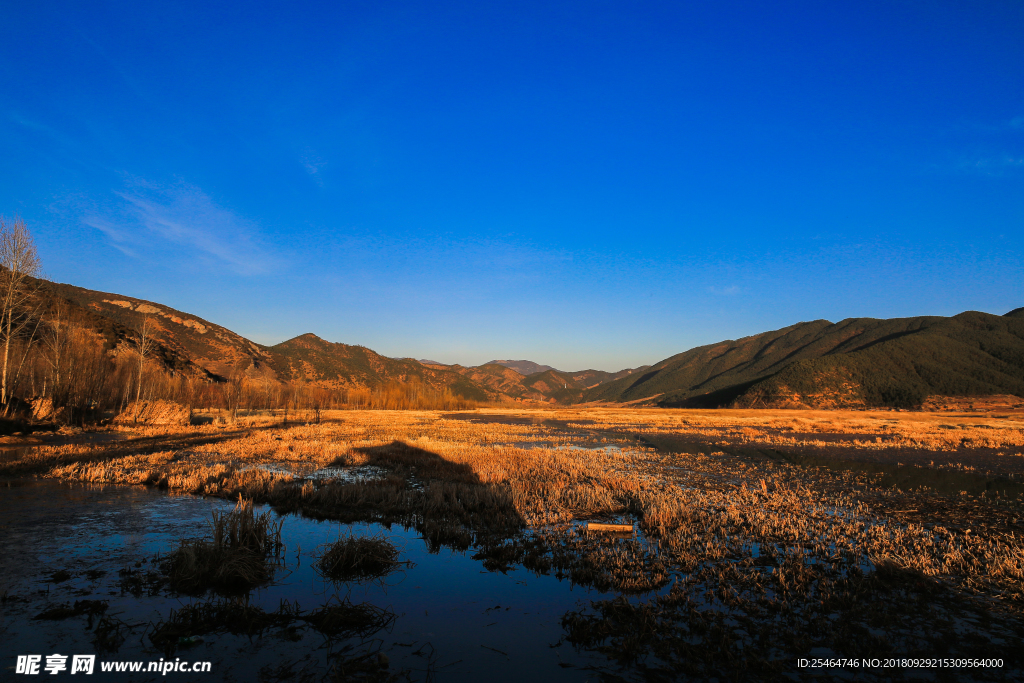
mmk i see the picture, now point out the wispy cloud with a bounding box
[707,285,741,296]
[79,215,138,258]
[83,180,278,274]
[301,151,327,187]
[957,153,1024,175]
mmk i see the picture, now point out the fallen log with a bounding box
[586,522,634,533]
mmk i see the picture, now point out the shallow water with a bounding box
[0,480,617,681]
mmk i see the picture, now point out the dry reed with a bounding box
[163,497,283,594]
[314,533,403,581]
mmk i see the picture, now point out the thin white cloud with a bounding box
[84,180,278,274]
[959,153,1024,174]
[80,215,138,258]
[302,152,327,187]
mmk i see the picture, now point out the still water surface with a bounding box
[0,481,616,681]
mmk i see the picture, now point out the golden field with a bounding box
[3,406,1023,678]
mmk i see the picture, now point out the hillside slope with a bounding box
[268,334,490,400]
[422,359,647,401]
[42,281,497,400]
[570,366,651,388]
[442,363,551,402]
[584,310,1024,408]
[732,311,1024,408]
[43,281,271,379]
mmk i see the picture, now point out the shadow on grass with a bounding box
[348,440,480,483]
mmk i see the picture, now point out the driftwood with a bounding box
[586,522,634,533]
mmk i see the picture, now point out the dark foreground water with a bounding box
[0,481,615,682]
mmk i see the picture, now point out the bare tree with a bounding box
[222,361,249,423]
[40,298,69,404]
[133,316,154,420]
[0,216,41,408]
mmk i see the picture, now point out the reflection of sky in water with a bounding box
[0,481,616,681]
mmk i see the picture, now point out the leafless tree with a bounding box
[133,316,154,420]
[41,298,70,399]
[0,216,41,408]
[223,361,249,422]
[255,364,276,411]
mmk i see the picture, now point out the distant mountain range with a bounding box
[584,309,1024,409]
[486,360,557,375]
[43,280,634,404]
[42,278,1023,409]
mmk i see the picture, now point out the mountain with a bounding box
[482,360,648,389]
[570,366,651,389]
[268,334,490,400]
[43,280,271,380]
[456,360,649,398]
[583,310,1024,409]
[41,279,1020,410]
[442,363,549,402]
[520,369,588,403]
[38,280,553,403]
[486,359,558,375]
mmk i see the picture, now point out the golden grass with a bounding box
[314,533,403,581]
[163,498,284,594]
[112,400,191,426]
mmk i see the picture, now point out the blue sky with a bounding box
[2,1,1022,371]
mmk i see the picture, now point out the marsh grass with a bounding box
[328,643,407,683]
[32,599,107,622]
[93,614,132,653]
[163,497,284,594]
[8,406,1024,679]
[149,599,300,655]
[314,533,404,582]
[117,564,165,596]
[148,597,397,657]
[303,597,397,639]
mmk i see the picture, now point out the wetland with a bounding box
[2,407,1023,681]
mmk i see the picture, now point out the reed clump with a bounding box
[32,599,108,621]
[328,644,404,683]
[149,599,300,655]
[148,597,396,656]
[303,598,397,638]
[314,533,403,581]
[163,498,283,594]
[113,400,191,426]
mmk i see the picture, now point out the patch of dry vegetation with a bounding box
[163,498,283,594]
[314,533,403,581]
[577,407,1024,476]
[112,399,191,426]
[148,597,396,657]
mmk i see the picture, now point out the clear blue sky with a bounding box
[2,1,1022,371]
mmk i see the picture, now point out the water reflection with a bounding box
[0,480,614,681]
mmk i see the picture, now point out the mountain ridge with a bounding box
[39,280,626,403]
[584,311,1024,409]
[39,278,1023,410]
